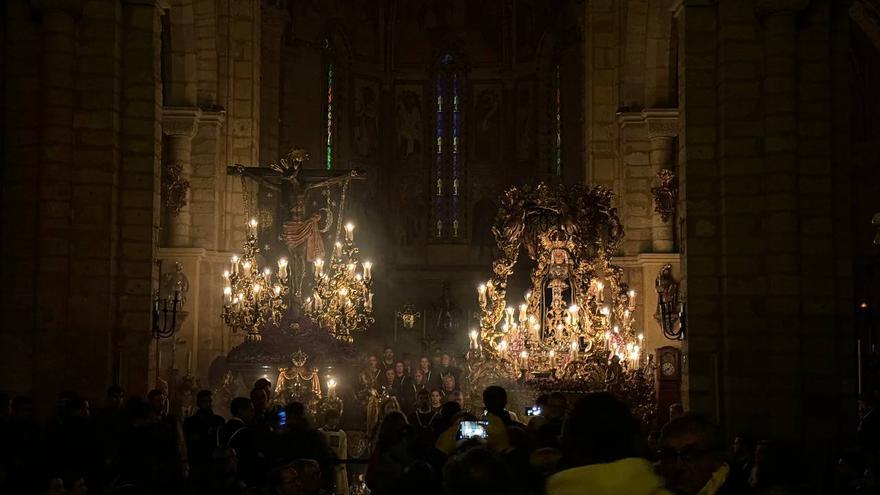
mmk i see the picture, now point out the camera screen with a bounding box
[457,421,488,440]
[525,406,541,417]
[278,410,287,428]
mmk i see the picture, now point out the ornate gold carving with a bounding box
[162,162,190,215]
[651,168,678,223]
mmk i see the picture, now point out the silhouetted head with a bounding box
[482,386,507,415]
[443,446,513,495]
[106,386,125,409]
[196,390,213,412]
[230,397,254,422]
[657,413,725,495]
[561,392,640,466]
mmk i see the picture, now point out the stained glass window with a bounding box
[432,55,465,241]
[324,38,335,170]
[553,64,562,177]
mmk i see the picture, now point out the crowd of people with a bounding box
[0,347,871,495]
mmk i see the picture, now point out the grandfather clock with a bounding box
[656,346,682,424]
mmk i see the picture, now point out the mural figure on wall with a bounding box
[474,89,500,163]
[515,83,535,161]
[397,90,423,158]
[354,82,379,158]
[397,179,427,247]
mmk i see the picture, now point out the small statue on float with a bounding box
[275,349,322,410]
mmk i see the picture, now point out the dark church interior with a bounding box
[2,0,880,493]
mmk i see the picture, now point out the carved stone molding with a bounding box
[122,0,170,11]
[617,108,679,140]
[755,0,809,17]
[162,107,202,139]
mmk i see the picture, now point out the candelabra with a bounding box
[469,184,654,416]
[475,235,644,379]
[221,218,290,342]
[303,222,375,342]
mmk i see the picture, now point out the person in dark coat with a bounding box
[184,390,225,491]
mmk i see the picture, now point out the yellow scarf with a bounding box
[697,464,730,495]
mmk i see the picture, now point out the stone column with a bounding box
[645,110,679,253]
[162,107,201,247]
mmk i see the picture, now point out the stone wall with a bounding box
[675,0,855,482]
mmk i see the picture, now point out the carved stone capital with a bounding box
[162,107,201,138]
[755,0,809,17]
[199,109,226,128]
[644,109,679,140]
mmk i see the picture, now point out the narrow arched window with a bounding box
[552,63,562,177]
[432,53,465,241]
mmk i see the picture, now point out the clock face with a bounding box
[662,361,676,376]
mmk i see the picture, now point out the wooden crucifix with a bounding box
[227,149,365,300]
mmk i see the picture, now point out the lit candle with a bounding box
[263,267,272,284]
[505,307,515,325]
[519,303,528,323]
[248,218,258,235]
[347,263,356,272]
[242,260,252,276]
[569,304,579,327]
[345,222,355,241]
[231,255,240,275]
[327,378,337,399]
[498,339,508,356]
[363,261,373,281]
[549,349,557,368]
[570,340,579,360]
[252,283,262,294]
[478,284,487,306]
[520,351,529,370]
[469,329,479,349]
[223,286,232,304]
[334,242,342,256]
[314,258,324,277]
[223,270,230,282]
[628,289,636,311]
[273,285,282,297]
[597,281,605,303]
[278,258,288,280]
